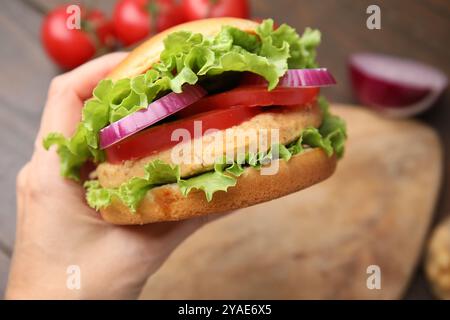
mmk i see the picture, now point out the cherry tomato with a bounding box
[41,5,114,70]
[178,86,320,117]
[105,106,262,163]
[182,0,250,20]
[113,0,186,46]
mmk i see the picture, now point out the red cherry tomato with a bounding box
[178,86,320,117]
[41,5,114,70]
[105,106,262,163]
[182,0,250,20]
[113,0,186,47]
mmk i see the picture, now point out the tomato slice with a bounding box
[177,86,320,117]
[105,106,263,163]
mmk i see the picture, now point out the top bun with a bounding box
[108,18,259,81]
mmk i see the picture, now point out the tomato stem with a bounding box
[147,1,160,35]
[80,17,104,53]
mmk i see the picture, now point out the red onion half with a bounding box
[349,53,448,117]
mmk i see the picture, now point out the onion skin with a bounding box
[241,68,337,88]
[348,53,448,118]
[349,63,430,108]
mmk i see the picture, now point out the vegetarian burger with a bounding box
[44,18,347,224]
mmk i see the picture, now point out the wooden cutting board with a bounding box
[140,105,442,300]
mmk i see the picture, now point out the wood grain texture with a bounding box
[23,0,116,15]
[0,0,58,250]
[140,105,442,299]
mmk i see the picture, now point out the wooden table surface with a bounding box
[0,0,448,299]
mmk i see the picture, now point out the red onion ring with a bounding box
[241,68,337,88]
[100,84,206,149]
[349,53,448,117]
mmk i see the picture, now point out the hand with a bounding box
[6,53,220,299]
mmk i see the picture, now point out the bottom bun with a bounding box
[100,148,337,225]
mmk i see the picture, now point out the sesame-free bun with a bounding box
[99,18,338,224]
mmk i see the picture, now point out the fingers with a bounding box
[129,211,236,279]
[36,52,128,144]
[49,52,129,101]
[140,211,236,252]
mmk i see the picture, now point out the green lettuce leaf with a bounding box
[225,162,245,177]
[178,172,237,202]
[44,19,322,180]
[317,97,347,158]
[43,131,91,181]
[85,160,180,213]
[257,19,321,69]
[85,180,113,211]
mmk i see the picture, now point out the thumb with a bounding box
[37,52,128,141]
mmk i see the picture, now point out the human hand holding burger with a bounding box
[7,18,346,299]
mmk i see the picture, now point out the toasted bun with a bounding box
[100,149,337,225]
[100,18,338,224]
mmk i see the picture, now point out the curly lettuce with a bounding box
[43,19,321,181]
[85,100,346,213]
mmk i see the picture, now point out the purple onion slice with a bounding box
[349,53,448,117]
[100,84,206,149]
[241,68,337,88]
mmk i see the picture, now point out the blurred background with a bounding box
[0,0,449,299]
